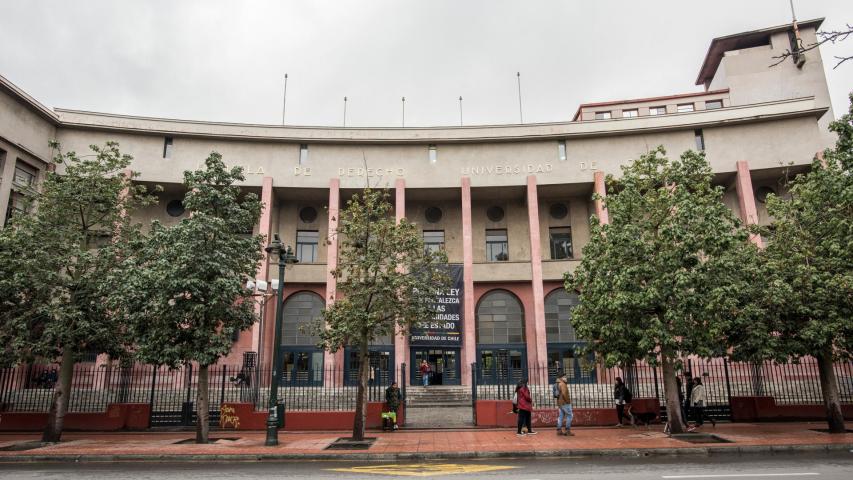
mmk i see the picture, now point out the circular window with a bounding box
[755,186,775,204]
[486,206,505,222]
[549,203,568,220]
[166,199,185,217]
[299,206,318,223]
[425,206,443,223]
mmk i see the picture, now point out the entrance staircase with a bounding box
[404,386,473,429]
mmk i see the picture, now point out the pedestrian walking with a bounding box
[613,377,634,427]
[688,377,716,430]
[419,360,431,387]
[515,379,537,436]
[555,372,574,436]
[385,381,401,430]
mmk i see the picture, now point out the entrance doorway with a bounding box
[547,344,595,384]
[279,348,324,386]
[477,347,526,385]
[410,348,460,385]
[344,347,394,385]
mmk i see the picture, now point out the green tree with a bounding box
[108,153,262,443]
[319,188,449,441]
[760,95,853,433]
[0,142,153,442]
[565,147,762,434]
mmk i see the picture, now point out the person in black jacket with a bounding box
[613,377,634,427]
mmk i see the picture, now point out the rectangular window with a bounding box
[694,129,705,151]
[705,100,723,110]
[296,230,319,263]
[549,227,573,259]
[649,106,666,116]
[558,140,567,161]
[5,192,30,223]
[677,103,694,113]
[163,137,173,158]
[423,230,445,254]
[594,111,611,120]
[299,144,309,165]
[13,163,37,188]
[428,144,437,163]
[485,229,509,262]
[622,109,638,118]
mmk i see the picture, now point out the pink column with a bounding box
[592,171,609,383]
[525,176,548,375]
[324,178,344,375]
[252,176,274,357]
[394,178,409,377]
[734,160,762,246]
[593,171,610,225]
[460,177,476,386]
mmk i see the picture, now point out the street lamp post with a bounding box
[264,233,298,446]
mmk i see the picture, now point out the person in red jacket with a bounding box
[515,378,537,436]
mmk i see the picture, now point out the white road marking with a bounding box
[662,474,820,479]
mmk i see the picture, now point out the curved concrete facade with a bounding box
[0,19,836,386]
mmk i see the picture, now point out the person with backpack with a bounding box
[554,372,574,436]
[514,378,536,436]
[613,377,634,427]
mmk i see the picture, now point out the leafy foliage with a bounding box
[0,141,154,441]
[758,94,853,432]
[109,152,263,367]
[319,188,449,440]
[106,152,263,443]
[565,147,762,432]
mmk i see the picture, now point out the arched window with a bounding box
[476,290,525,345]
[281,291,324,346]
[545,289,580,343]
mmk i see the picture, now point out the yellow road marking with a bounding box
[328,463,518,477]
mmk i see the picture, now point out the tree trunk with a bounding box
[42,348,75,443]
[196,364,210,444]
[352,339,369,441]
[816,348,846,433]
[661,354,685,434]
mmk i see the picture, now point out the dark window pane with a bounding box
[549,227,573,259]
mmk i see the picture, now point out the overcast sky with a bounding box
[1,0,851,127]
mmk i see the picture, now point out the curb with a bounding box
[1,443,852,463]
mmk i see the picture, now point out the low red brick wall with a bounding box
[217,402,405,431]
[475,398,661,428]
[730,396,853,422]
[0,403,150,432]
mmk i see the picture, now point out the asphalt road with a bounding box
[1,452,852,479]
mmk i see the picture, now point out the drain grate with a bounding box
[671,433,732,444]
[173,437,241,444]
[324,437,377,450]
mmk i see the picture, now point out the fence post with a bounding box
[148,366,157,427]
[723,358,733,409]
[471,362,478,425]
[220,365,228,408]
[652,363,660,402]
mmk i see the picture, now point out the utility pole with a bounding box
[459,96,463,126]
[516,72,524,124]
[281,73,288,125]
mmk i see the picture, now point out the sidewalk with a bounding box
[1,422,852,462]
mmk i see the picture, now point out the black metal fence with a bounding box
[473,358,853,418]
[0,362,407,419]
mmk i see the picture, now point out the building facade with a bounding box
[0,19,836,387]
